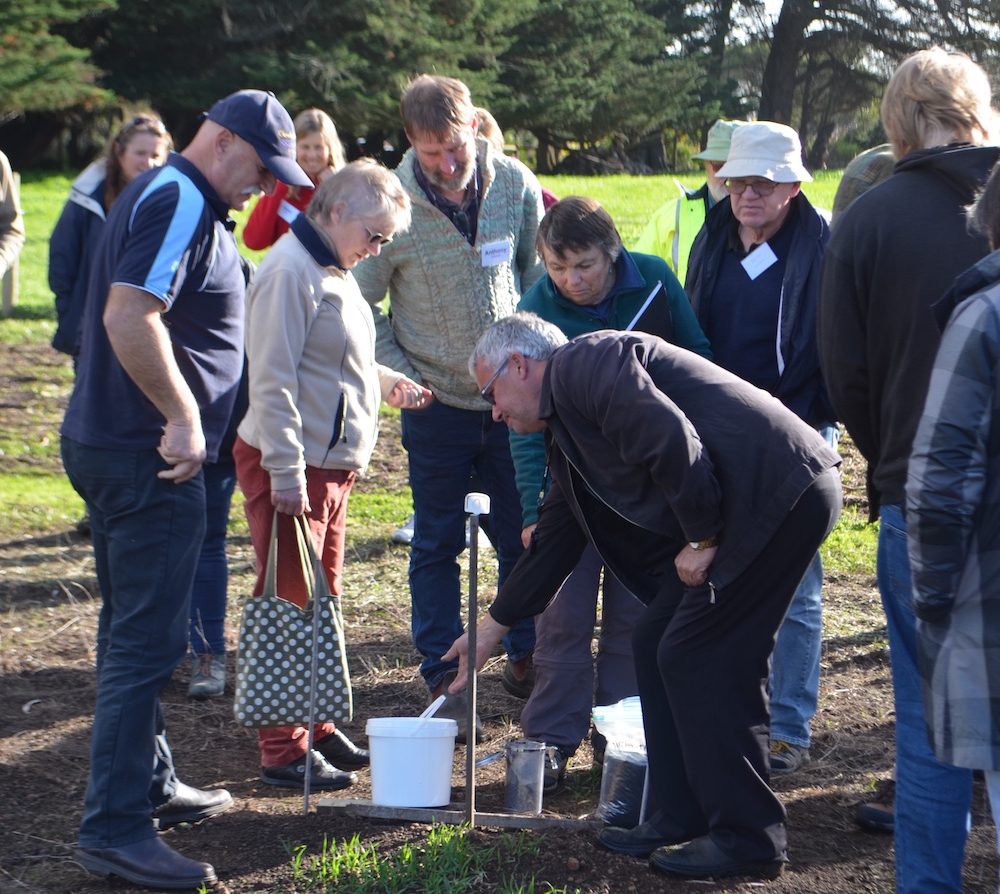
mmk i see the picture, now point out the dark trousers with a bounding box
[62,438,205,848]
[634,468,841,861]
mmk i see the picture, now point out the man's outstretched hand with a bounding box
[441,614,510,692]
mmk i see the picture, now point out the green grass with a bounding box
[284,825,569,894]
[3,167,873,576]
[349,489,415,526]
[0,317,56,344]
[822,506,879,574]
[2,472,85,535]
[14,171,74,314]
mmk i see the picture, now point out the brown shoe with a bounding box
[501,655,534,699]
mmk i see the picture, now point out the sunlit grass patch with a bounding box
[822,506,877,575]
[0,472,84,536]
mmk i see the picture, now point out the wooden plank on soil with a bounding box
[316,798,600,831]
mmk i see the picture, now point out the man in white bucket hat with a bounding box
[685,121,836,782]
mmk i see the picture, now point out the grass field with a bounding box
[1,166,866,568]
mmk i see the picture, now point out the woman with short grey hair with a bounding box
[235,159,430,791]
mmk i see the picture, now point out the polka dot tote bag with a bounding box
[234,513,353,727]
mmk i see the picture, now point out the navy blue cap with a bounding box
[204,90,312,188]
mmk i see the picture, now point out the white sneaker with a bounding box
[391,514,415,545]
[391,514,491,549]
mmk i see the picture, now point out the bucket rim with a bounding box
[366,716,459,736]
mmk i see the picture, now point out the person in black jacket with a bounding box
[447,314,841,881]
[818,47,999,894]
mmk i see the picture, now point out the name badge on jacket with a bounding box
[741,242,778,280]
[481,239,513,267]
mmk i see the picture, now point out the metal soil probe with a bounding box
[463,491,490,827]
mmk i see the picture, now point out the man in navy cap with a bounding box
[63,90,309,890]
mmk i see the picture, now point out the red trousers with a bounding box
[234,437,356,768]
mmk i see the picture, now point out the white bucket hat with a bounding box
[715,121,812,183]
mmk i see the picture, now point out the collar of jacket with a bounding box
[705,190,825,243]
[68,160,109,220]
[291,212,346,271]
[543,247,646,311]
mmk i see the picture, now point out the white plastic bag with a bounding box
[592,697,647,827]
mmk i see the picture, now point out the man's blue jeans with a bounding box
[769,423,838,748]
[63,438,205,848]
[401,401,534,689]
[768,552,823,747]
[879,503,971,894]
[189,457,236,655]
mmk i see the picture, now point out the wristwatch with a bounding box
[688,537,719,551]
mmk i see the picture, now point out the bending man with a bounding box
[446,313,841,882]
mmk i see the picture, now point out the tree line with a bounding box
[2,0,999,172]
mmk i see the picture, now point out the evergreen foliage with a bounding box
[0,0,115,121]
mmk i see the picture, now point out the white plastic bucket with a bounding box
[366,717,458,807]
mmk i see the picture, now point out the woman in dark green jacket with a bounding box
[511,196,711,791]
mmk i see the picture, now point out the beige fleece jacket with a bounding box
[238,219,403,490]
[0,151,25,281]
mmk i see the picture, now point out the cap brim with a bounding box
[262,152,313,188]
[691,150,728,162]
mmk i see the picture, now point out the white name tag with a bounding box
[481,239,513,267]
[277,200,301,225]
[741,242,779,280]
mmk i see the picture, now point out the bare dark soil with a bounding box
[1,340,997,893]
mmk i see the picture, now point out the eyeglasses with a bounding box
[480,357,510,405]
[726,178,778,196]
[364,226,393,247]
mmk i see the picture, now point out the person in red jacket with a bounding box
[242,108,346,249]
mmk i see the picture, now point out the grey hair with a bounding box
[307,158,411,232]
[468,312,568,378]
